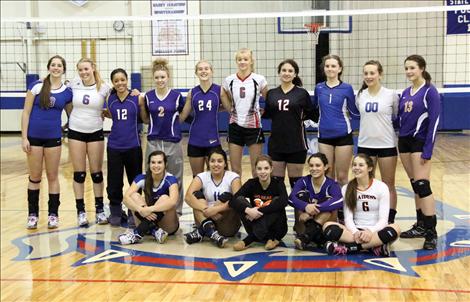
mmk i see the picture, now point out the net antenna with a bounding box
[304,22,323,46]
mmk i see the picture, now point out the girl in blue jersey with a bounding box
[180,60,232,177]
[289,153,343,250]
[142,58,184,216]
[104,68,144,226]
[313,55,359,188]
[356,60,399,224]
[118,151,179,245]
[184,149,241,248]
[68,58,110,227]
[21,55,73,229]
[398,55,441,250]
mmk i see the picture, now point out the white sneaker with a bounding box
[118,231,142,245]
[96,211,108,225]
[153,228,169,244]
[27,215,38,229]
[47,215,59,229]
[78,212,89,227]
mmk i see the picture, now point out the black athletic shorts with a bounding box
[28,137,62,148]
[187,144,223,157]
[228,123,265,146]
[269,149,307,164]
[68,128,104,143]
[357,146,398,158]
[318,133,353,147]
[398,136,425,153]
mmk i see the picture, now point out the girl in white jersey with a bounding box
[355,60,399,224]
[68,58,110,227]
[223,48,268,178]
[322,154,401,256]
[184,149,241,248]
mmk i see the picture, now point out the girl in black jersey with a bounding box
[263,59,317,190]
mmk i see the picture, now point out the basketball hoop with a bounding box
[304,23,323,46]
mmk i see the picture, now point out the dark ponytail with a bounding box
[39,55,67,109]
[405,54,432,86]
[277,59,303,87]
[344,153,374,212]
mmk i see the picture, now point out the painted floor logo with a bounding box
[11,187,470,281]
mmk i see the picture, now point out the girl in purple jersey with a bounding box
[141,58,184,216]
[322,154,401,256]
[289,153,343,250]
[398,55,441,250]
[118,151,179,245]
[21,55,73,229]
[180,60,232,177]
[104,68,144,226]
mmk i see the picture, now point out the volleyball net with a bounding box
[1,2,469,130]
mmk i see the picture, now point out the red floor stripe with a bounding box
[1,278,469,294]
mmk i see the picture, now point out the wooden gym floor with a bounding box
[1,132,469,301]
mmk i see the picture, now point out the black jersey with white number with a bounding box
[263,86,317,153]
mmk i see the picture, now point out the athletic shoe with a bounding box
[265,239,280,250]
[400,223,425,238]
[95,211,108,225]
[233,240,247,251]
[118,231,142,245]
[294,234,310,250]
[325,241,348,256]
[184,229,203,244]
[371,244,390,257]
[47,215,59,229]
[153,228,169,244]
[77,212,89,227]
[210,231,228,248]
[27,215,38,229]
[423,229,437,250]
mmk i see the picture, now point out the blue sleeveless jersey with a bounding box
[27,80,73,139]
[133,172,178,205]
[107,91,141,150]
[145,89,183,143]
[188,84,221,147]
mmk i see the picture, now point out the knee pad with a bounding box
[323,224,343,241]
[289,177,301,189]
[218,192,233,203]
[378,226,398,244]
[73,171,86,183]
[193,190,205,200]
[414,179,432,198]
[28,176,41,184]
[410,178,418,194]
[90,171,103,184]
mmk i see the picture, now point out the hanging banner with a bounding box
[446,0,470,35]
[151,0,189,55]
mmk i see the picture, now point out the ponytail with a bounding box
[345,178,358,212]
[357,82,368,97]
[422,70,432,86]
[39,74,52,109]
[293,76,303,87]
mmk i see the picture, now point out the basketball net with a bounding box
[304,23,322,46]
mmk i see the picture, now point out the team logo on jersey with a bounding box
[49,96,56,107]
[10,187,470,281]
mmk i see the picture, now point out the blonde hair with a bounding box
[235,48,255,72]
[152,58,170,77]
[76,58,103,92]
[194,59,213,74]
